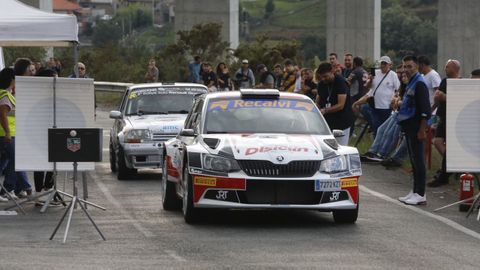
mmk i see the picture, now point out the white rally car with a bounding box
[162,89,362,223]
[109,83,207,180]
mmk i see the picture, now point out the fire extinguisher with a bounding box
[459,173,475,212]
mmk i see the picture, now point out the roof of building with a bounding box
[53,0,81,11]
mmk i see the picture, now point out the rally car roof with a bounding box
[205,89,312,101]
[128,82,208,91]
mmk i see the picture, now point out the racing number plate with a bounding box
[315,179,341,192]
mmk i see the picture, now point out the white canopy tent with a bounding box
[0,0,79,68]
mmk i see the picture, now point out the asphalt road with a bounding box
[1,109,479,270]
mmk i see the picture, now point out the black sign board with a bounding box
[48,128,102,162]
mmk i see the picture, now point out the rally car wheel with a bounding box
[162,155,181,210]
[109,142,117,173]
[116,147,137,180]
[332,205,359,224]
[182,164,201,223]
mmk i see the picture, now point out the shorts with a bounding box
[435,119,446,138]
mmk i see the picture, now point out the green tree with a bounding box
[3,47,46,67]
[264,0,275,19]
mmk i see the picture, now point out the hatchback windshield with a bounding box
[125,87,205,116]
[205,98,331,135]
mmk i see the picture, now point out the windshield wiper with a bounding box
[136,110,168,115]
[168,110,189,114]
[206,131,229,134]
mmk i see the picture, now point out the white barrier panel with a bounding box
[446,79,480,172]
[15,77,95,171]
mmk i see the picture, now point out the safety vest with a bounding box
[0,89,16,137]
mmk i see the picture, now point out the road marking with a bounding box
[360,185,480,241]
[94,179,155,238]
[165,250,187,262]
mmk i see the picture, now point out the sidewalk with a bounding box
[360,162,480,232]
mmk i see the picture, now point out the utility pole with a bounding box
[152,0,155,25]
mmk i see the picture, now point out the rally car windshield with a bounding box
[125,87,203,116]
[204,98,331,135]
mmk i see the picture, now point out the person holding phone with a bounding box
[352,56,400,136]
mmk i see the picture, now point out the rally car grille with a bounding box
[238,180,321,204]
[152,133,176,141]
[238,160,321,178]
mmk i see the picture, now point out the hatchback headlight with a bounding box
[320,155,348,173]
[124,129,151,143]
[202,154,241,173]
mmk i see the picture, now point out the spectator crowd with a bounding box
[1,52,479,207]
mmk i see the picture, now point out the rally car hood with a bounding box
[200,134,338,163]
[126,114,187,133]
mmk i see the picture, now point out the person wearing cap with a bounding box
[352,55,400,136]
[255,64,275,89]
[234,59,255,89]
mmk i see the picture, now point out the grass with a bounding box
[96,91,123,110]
[241,0,326,36]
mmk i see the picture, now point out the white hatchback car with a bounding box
[162,89,362,224]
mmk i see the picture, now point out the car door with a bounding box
[111,88,130,147]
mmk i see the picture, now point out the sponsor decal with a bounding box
[215,190,229,200]
[329,192,340,202]
[66,138,81,152]
[245,146,309,156]
[129,87,206,99]
[194,176,217,187]
[207,99,318,112]
[341,177,358,188]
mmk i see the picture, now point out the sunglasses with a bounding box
[78,67,85,70]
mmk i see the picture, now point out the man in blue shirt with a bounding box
[188,56,201,83]
[397,55,431,205]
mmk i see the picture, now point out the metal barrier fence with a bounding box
[94,81,133,93]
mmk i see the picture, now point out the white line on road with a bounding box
[94,178,156,238]
[360,185,480,241]
[165,250,187,262]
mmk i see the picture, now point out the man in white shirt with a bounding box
[418,55,441,107]
[352,55,401,136]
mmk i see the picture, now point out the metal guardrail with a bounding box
[94,81,133,93]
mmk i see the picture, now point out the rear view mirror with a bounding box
[332,129,345,138]
[109,111,122,119]
[180,129,195,137]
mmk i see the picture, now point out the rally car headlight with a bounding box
[349,154,362,173]
[320,155,348,173]
[124,129,152,143]
[202,154,241,173]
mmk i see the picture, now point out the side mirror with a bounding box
[332,129,345,138]
[180,129,195,137]
[109,110,122,119]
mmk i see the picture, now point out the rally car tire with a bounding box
[116,147,137,180]
[109,142,117,173]
[332,205,359,224]
[182,164,201,223]
[162,155,181,211]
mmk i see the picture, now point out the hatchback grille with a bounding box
[237,160,321,177]
[152,133,176,141]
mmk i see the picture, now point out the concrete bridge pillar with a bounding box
[438,0,480,77]
[326,0,381,63]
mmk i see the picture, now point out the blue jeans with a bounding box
[368,112,401,157]
[0,137,31,194]
[405,132,426,196]
[372,108,392,136]
[391,138,408,161]
[360,104,374,129]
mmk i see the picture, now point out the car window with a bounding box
[204,97,331,135]
[123,87,207,116]
[184,99,202,129]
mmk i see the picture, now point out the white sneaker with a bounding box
[0,195,8,202]
[16,190,28,198]
[404,193,427,205]
[8,191,18,200]
[398,191,414,203]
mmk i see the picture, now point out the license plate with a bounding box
[315,179,341,191]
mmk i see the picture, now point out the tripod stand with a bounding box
[50,161,106,243]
